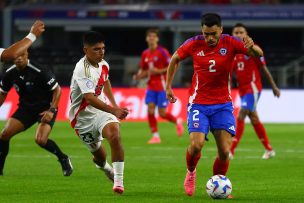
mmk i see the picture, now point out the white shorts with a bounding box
[74,111,119,152]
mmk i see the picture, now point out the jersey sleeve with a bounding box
[74,64,95,94]
[139,51,148,70]
[0,73,12,93]
[230,36,248,55]
[177,38,193,60]
[0,48,4,61]
[160,47,171,66]
[40,69,59,91]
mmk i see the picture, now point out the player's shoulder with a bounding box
[182,35,205,46]
[4,64,17,74]
[156,45,170,57]
[99,59,110,69]
[221,34,242,43]
[141,48,150,56]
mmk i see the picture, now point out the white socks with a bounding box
[113,161,124,187]
[152,132,160,137]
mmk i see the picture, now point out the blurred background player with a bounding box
[0,50,73,176]
[133,28,184,144]
[229,23,280,159]
[69,31,128,194]
[166,13,263,197]
[0,20,44,62]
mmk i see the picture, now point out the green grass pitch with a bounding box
[0,121,303,203]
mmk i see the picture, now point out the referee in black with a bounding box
[0,50,73,176]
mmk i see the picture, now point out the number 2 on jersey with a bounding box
[209,60,216,72]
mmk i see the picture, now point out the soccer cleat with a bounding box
[176,118,184,137]
[113,179,124,194]
[262,150,276,159]
[148,136,161,144]
[58,155,73,176]
[184,169,196,196]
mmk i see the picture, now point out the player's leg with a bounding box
[210,102,235,175]
[91,144,114,182]
[248,111,275,159]
[157,91,184,136]
[0,118,25,175]
[102,122,125,194]
[213,130,232,175]
[230,108,249,157]
[147,102,161,143]
[230,94,254,158]
[184,104,209,196]
[35,121,73,176]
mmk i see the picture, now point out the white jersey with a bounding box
[69,56,110,130]
[0,48,5,60]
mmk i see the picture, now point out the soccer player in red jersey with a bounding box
[166,13,263,196]
[134,28,183,144]
[229,23,280,160]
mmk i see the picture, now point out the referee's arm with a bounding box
[50,85,61,109]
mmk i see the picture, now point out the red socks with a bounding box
[186,150,201,172]
[148,114,158,133]
[253,122,272,151]
[162,113,177,123]
[230,119,245,154]
[213,157,229,176]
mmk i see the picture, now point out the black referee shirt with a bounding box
[0,61,58,110]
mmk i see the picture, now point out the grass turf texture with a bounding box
[0,121,303,203]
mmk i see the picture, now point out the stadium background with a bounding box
[0,1,304,203]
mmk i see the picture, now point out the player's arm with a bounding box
[133,68,148,80]
[0,20,45,62]
[83,93,128,120]
[103,79,118,108]
[261,65,280,98]
[149,67,167,75]
[165,52,180,103]
[243,36,263,57]
[0,92,8,107]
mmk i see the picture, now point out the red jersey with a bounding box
[233,54,265,96]
[140,45,171,91]
[177,34,248,105]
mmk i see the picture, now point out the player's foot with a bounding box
[176,118,184,137]
[58,155,73,176]
[148,136,161,144]
[184,169,196,196]
[229,151,234,160]
[227,194,233,199]
[113,179,124,194]
[262,150,276,159]
[103,167,114,182]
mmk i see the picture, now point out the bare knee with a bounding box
[190,139,204,154]
[35,134,48,146]
[106,125,121,144]
[218,149,230,161]
[158,110,167,118]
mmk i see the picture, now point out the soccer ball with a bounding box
[206,175,232,199]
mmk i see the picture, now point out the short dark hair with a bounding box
[201,13,222,27]
[233,23,248,32]
[146,28,160,37]
[83,31,104,46]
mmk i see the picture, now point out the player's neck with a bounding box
[85,56,99,68]
[149,44,158,51]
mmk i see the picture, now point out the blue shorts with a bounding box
[187,102,236,139]
[240,92,261,112]
[145,90,168,108]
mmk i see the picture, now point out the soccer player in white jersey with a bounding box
[0,20,44,62]
[69,31,129,194]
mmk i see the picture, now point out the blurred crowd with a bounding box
[2,0,303,6]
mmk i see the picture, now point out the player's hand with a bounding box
[113,107,129,120]
[273,87,281,98]
[30,20,45,37]
[40,111,54,123]
[166,88,177,103]
[243,36,254,49]
[133,74,139,81]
